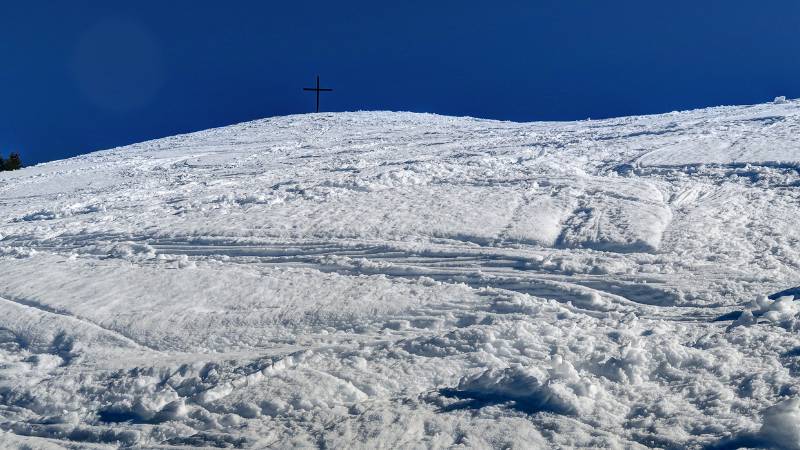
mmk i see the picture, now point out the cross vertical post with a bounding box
[315,76,320,113]
[303,75,333,113]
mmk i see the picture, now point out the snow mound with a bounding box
[1,102,799,447]
[450,356,602,416]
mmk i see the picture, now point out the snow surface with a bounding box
[0,100,799,449]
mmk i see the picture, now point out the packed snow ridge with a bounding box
[0,100,799,449]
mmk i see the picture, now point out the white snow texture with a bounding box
[1,100,799,449]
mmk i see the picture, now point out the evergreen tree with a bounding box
[5,153,22,170]
[0,154,5,171]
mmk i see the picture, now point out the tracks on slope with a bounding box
[0,294,160,354]
[3,234,731,321]
[143,237,716,320]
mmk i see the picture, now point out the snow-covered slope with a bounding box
[1,101,799,449]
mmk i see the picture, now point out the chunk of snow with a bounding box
[759,398,800,450]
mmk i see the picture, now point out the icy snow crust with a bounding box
[0,101,799,448]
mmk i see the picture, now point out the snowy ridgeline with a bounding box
[0,101,799,449]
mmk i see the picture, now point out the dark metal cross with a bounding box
[303,75,333,113]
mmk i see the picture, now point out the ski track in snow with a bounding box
[1,102,799,448]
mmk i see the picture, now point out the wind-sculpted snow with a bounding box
[0,101,799,448]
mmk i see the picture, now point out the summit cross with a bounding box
[302,75,333,113]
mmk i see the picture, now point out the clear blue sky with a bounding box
[2,1,799,164]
